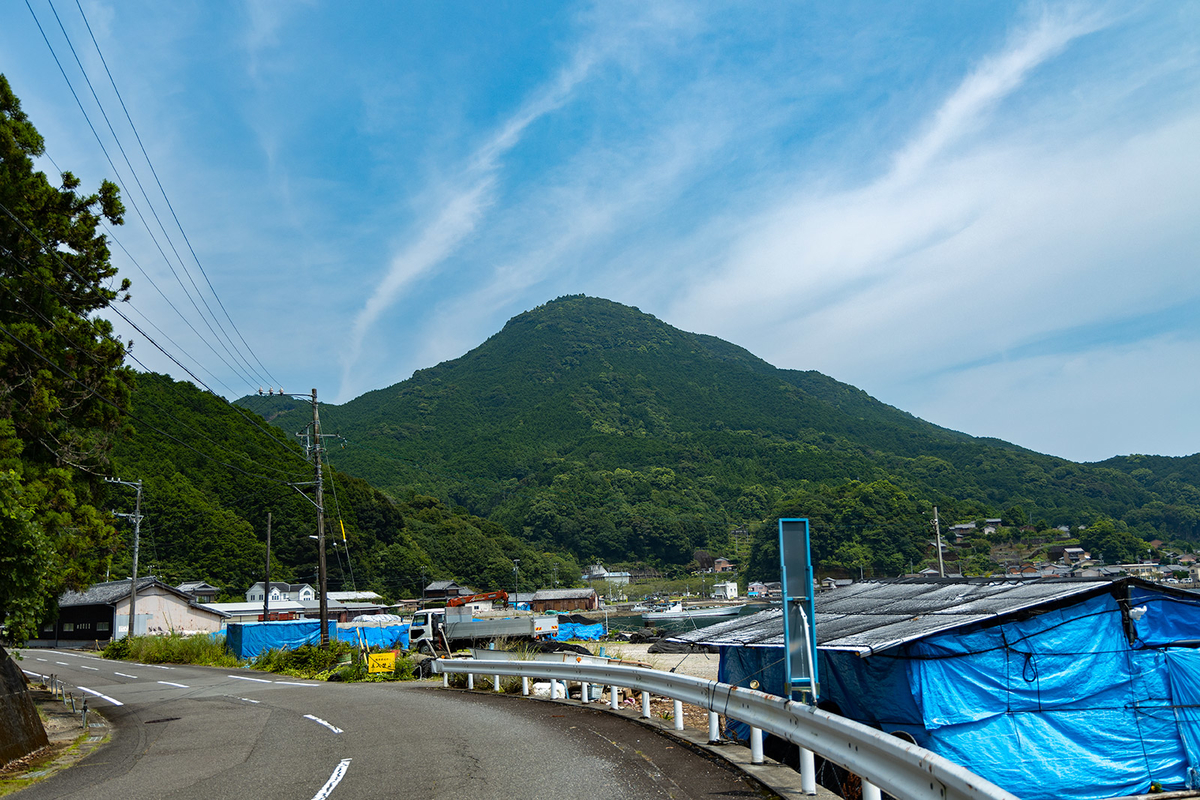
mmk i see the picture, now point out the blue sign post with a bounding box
[779,518,818,702]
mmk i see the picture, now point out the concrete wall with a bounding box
[0,647,49,767]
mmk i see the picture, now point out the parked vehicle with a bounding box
[409,607,559,654]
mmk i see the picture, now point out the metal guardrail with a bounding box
[432,657,1019,800]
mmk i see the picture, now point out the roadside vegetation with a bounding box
[99,634,420,682]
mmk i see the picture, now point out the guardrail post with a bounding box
[800,747,816,795]
[494,673,501,692]
[641,691,650,718]
[673,699,684,731]
[467,673,474,690]
[550,679,559,699]
[750,726,764,765]
[81,699,88,729]
[522,677,529,696]
[442,672,448,688]
[862,779,881,800]
[69,693,76,713]
[708,711,720,743]
[581,682,589,703]
[609,685,619,710]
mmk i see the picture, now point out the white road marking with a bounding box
[157,681,189,688]
[78,686,123,706]
[136,663,174,670]
[114,672,139,679]
[80,665,99,671]
[274,681,317,687]
[311,758,352,800]
[304,714,344,734]
[228,675,272,683]
[36,658,47,662]
[239,697,261,704]
[55,661,68,666]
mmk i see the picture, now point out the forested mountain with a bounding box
[237,295,1200,581]
[108,373,579,601]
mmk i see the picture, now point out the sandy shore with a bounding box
[583,641,721,682]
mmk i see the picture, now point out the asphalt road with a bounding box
[13,648,772,800]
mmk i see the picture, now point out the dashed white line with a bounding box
[239,697,261,704]
[55,661,68,666]
[78,686,123,706]
[157,680,189,689]
[136,663,174,670]
[114,672,139,679]
[80,665,99,671]
[35,658,47,662]
[274,681,317,687]
[311,758,351,800]
[304,714,344,734]
[228,675,272,683]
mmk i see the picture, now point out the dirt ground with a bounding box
[0,686,110,796]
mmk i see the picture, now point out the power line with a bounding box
[0,200,311,469]
[70,0,281,389]
[25,0,267,393]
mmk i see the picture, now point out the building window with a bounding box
[78,622,91,630]
[63,622,74,632]
[98,621,110,632]
[43,623,54,632]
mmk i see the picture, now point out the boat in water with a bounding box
[641,602,745,621]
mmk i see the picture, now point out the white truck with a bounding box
[409,607,559,654]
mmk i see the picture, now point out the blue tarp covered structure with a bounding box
[695,577,1200,800]
[226,620,409,659]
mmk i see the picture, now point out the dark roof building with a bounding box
[531,588,598,612]
[670,577,1200,800]
[34,577,227,646]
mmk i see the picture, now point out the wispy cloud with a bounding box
[337,48,598,399]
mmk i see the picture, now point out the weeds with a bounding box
[101,633,239,667]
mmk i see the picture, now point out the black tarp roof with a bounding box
[668,577,1150,655]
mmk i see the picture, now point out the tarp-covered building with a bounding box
[670,577,1200,800]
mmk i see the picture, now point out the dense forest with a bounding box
[104,373,581,601]
[237,295,1200,583]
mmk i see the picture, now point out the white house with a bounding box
[245,581,315,603]
[713,581,739,600]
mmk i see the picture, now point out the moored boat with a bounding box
[641,602,745,621]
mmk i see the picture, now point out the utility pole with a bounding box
[282,388,339,647]
[512,559,520,611]
[933,506,945,578]
[263,512,272,623]
[107,478,143,638]
[313,389,328,646]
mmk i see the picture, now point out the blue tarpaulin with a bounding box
[554,622,604,641]
[714,584,1200,800]
[226,620,409,659]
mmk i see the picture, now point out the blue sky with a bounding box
[2,1,1197,463]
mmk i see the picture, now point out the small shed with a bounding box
[35,577,228,646]
[532,588,598,612]
[670,576,1200,800]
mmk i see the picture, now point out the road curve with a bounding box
[14,648,770,799]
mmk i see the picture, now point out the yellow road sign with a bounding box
[367,652,396,674]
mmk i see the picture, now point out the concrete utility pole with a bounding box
[263,512,272,623]
[933,506,945,578]
[313,389,328,646]
[282,387,339,646]
[107,478,143,638]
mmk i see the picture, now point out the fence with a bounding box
[432,656,1019,800]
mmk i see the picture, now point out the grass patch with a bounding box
[101,633,240,667]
